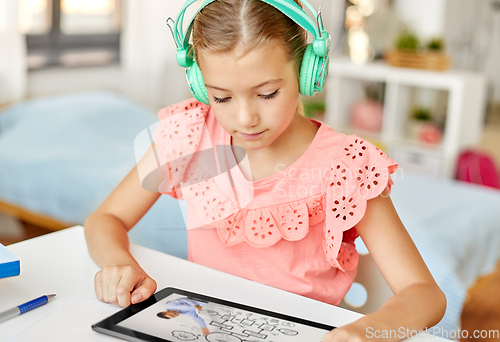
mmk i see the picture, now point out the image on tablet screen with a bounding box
[118,293,329,341]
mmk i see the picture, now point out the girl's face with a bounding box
[197,41,300,151]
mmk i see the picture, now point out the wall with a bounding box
[444,0,500,104]
[120,0,191,112]
[394,0,447,40]
[0,0,26,104]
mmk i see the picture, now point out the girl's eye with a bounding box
[260,89,279,100]
[212,96,230,104]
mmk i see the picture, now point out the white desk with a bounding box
[0,226,447,341]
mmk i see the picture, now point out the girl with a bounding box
[84,0,446,341]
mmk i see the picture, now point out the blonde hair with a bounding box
[192,0,308,76]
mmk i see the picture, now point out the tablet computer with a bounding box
[92,287,335,342]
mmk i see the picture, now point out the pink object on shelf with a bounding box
[419,123,442,145]
[351,100,383,133]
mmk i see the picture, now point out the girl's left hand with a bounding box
[322,324,369,342]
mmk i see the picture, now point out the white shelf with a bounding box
[327,57,482,88]
[325,57,487,178]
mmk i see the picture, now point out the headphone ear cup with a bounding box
[299,44,328,97]
[299,44,317,97]
[187,61,210,105]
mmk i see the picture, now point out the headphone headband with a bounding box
[169,0,330,65]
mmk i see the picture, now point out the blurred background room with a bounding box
[1,1,500,340]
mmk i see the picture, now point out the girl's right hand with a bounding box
[94,264,157,307]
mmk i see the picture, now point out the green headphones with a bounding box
[167,0,331,105]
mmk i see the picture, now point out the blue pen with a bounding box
[0,294,56,324]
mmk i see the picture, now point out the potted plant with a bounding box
[385,31,451,71]
[407,107,442,145]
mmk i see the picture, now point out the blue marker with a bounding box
[0,294,56,324]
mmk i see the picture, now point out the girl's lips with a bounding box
[240,130,266,140]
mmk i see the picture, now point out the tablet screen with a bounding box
[93,288,334,342]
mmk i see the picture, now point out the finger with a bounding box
[131,276,157,304]
[323,328,350,342]
[94,271,104,302]
[322,330,336,342]
[130,276,156,304]
[101,269,111,304]
[116,268,139,307]
[102,266,121,304]
[106,267,123,305]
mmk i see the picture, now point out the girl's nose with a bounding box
[236,101,259,128]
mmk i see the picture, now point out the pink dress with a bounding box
[153,98,398,306]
